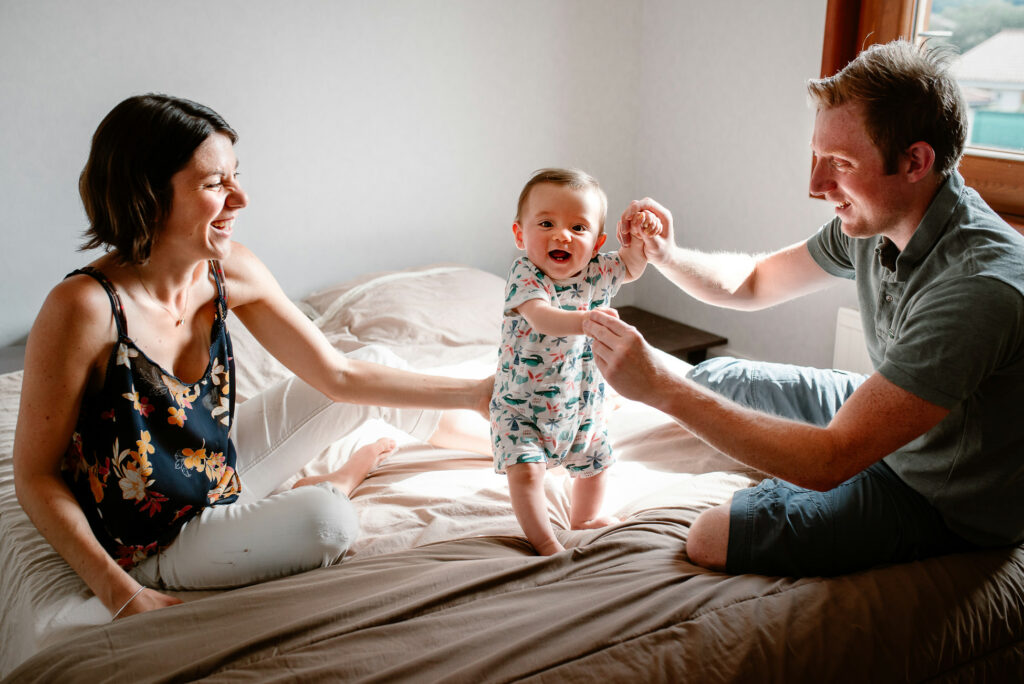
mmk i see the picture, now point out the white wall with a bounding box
[0,0,641,345]
[633,0,859,367]
[1,0,858,366]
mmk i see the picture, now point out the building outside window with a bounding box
[916,0,1024,154]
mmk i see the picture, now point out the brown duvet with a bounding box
[8,506,1023,683]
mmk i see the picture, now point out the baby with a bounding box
[490,168,659,555]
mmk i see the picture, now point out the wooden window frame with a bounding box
[820,0,1024,231]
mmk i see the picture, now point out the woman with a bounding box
[12,94,491,620]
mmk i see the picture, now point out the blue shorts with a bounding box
[689,357,975,576]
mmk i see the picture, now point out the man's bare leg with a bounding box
[686,500,731,570]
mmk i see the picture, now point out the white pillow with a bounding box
[302,264,504,348]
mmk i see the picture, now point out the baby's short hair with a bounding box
[515,168,608,233]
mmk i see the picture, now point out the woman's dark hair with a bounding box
[79,94,238,263]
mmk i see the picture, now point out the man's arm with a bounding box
[621,198,835,310]
[583,311,950,489]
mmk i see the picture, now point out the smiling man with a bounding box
[582,40,1024,577]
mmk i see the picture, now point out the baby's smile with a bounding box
[548,249,572,263]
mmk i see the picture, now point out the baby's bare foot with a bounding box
[292,437,398,494]
[532,537,566,556]
[571,515,620,530]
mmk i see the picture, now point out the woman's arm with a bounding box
[13,277,181,617]
[224,243,491,414]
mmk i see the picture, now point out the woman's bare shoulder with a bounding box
[220,241,280,308]
[31,269,120,362]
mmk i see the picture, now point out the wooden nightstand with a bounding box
[617,307,728,364]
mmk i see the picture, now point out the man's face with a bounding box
[809,103,915,242]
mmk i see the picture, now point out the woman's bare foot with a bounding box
[571,515,620,530]
[292,437,397,496]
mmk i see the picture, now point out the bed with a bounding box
[1,263,1022,682]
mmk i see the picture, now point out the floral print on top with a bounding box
[490,253,626,478]
[61,262,240,569]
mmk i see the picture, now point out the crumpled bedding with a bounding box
[2,264,1022,682]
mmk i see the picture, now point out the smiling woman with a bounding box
[12,93,492,623]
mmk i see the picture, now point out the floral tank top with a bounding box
[61,261,241,569]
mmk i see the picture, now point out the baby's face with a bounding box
[513,183,606,281]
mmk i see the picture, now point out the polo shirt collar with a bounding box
[878,171,965,280]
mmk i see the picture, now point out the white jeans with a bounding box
[130,346,441,590]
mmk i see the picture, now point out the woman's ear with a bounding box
[512,223,525,250]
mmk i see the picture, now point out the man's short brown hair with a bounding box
[806,39,967,177]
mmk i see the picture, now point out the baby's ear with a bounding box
[512,223,525,249]
[593,232,607,253]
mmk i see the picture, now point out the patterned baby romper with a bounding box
[490,253,626,477]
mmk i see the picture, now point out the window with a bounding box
[820,0,1024,229]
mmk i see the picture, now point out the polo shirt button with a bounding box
[885,295,893,302]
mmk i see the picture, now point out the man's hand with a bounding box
[617,198,675,266]
[583,308,671,405]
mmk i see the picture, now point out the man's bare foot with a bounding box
[292,437,398,496]
[570,515,620,530]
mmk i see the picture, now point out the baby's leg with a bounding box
[291,438,398,495]
[570,468,619,530]
[507,462,565,555]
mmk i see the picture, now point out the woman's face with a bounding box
[159,132,247,261]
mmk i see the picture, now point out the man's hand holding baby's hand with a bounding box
[617,198,674,267]
[629,209,662,239]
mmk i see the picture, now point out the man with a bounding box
[583,39,1024,576]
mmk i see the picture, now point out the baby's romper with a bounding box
[490,253,626,477]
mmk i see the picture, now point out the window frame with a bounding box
[820,0,1024,230]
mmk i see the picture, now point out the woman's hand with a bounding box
[112,586,183,620]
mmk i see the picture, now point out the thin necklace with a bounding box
[135,268,190,326]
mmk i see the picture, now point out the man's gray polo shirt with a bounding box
[807,171,1024,547]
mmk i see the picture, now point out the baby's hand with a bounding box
[629,210,662,238]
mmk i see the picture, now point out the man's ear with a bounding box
[512,223,525,249]
[904,141,936,183]
[593,232,608,253]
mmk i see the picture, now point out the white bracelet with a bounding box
[111,586,146,621]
